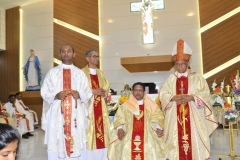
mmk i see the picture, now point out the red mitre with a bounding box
[172,39,192,62]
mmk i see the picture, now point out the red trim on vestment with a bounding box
[3,118,9,124]
[90,74,105,149]
[176,76,192,160]
[13,104,30,131]
[131,104,144,160]
[63,69,73,157]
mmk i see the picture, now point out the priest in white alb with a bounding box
[4,94,31,138]
[15,92,38,126]
[14,94,34,137]
[41,45,92,160]
[108,82,169,160]
[82,49,110,160]
[160,39,218,160]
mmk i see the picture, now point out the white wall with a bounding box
[20,0,53,91]
[99,0,202,94]
[0,7,6,51]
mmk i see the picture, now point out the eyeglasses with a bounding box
[91,55,100,59]
[175,62,187,66]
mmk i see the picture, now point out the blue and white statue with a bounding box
[23,49,41,90]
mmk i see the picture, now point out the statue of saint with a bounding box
[22,49,41,90]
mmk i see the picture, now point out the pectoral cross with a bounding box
[130,0,164,44]
[179,87,185,95]
[180,81,186,135]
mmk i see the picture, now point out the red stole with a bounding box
[19,101,36,123]
[13,103,30,131]
[3,118,9,124]
[90,74,105,149]
[176,76,192,159]
[62,69,73,157]
[131,104,145,160]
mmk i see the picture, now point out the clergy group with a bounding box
[0,39,217,160]
[0,92,38,140]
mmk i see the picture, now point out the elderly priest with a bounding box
[108,82,169,160]
[160,39,218,160]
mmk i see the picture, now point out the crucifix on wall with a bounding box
[130,0,164,44]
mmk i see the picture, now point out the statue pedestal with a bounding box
[25,86,40,91]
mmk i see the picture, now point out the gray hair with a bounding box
[86,49,97,57]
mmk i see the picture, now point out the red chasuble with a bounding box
[176,76,192,160]
[90,74,105,149]
[62,69,73,157]
[131,104,144,160]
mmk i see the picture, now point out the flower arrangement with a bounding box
[224,103,231,109]
[230,70,240,96]
[211,79,225,107]
[119,96,129,104]
[119,84,132,105]
[155,97,161,106]
[211,79,224,97]
[224,109,238,122]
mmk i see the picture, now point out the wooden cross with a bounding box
[130,0,164,44]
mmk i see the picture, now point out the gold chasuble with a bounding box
[160,70,218,160]
[108,94,169,160]
[62,69,74,157]
[82,65,110,150]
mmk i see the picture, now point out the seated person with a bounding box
[4,94,33,139]
[13,94,34,135]
[0,102,16,127]
[15,92,38,128]
[0,123,20,159]
[108,82,169,160]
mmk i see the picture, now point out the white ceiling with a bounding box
[0,0,44,9]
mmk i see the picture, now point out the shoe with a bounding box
[217,124,223,129]
[22,134,29,139]
[26,132,34,136]
[34,126,38,129]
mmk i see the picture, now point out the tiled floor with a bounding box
[18,127,240,160]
